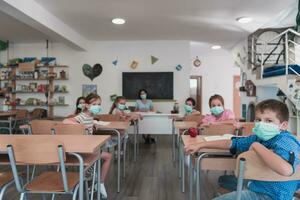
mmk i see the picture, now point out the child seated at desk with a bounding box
[109,96,141,121]
[186,99,300,200]
[200,94,235,126]
[184,97,200,116]
[63,93,111,199]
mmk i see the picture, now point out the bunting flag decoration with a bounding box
[151,55,159,65]
[112,60,118,66]
[130,60,138,69]
[175,64,183,71]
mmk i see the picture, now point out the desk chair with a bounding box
[235,151,300,200]
[184,114,203,123]
[12,109,29,134]
[199,124,238,135]
[52,123,100,200]
[7,137,86,200]
[21,120,58,135]
[0,171,15,199]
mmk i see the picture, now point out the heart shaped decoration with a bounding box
[82,63,103,81]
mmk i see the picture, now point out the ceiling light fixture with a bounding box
[112,18,126,25]
[211,45,222,50]
[236,17,252,24]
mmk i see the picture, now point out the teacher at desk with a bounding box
[135,89,156,144]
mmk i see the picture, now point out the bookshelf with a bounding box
[0,64,69,119]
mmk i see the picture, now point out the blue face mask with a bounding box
[184,104,193,114]
[89,105,102,115]
[77,103,85,110]
[140,94,147,100]
[117,104,126,110]
[210,106,224,116]
[252,121,281,141]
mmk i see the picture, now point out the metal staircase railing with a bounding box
[258,28,300,79]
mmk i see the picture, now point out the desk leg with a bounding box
[97,149,102,200]
[178,129,182,179]
[9,117,12,135]
[116,130,121,193]
[188,155,193,200]
[172,120,175,162]
[181,139,185,193]
[134,120,137,162]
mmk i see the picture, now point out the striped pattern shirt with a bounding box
[74,112,94,134]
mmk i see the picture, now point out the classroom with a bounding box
[0,0,299,200]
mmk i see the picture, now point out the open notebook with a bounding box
[93,120,111,126]
[204,134,235,142]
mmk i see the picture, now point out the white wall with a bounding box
[0,41,191,116]
[190,42,240,115]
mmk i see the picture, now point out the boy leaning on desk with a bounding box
[185,99,300,200]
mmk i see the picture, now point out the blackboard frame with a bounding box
[122,72,174,100]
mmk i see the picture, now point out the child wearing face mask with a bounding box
[75,96,86,114]
[201,94,235,126]
[184,97,200,115]
[186,99,300,200]
[111,96,142,121]
[63,93,111,199]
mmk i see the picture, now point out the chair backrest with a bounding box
[184,114,203,123]
[7,137,64,165]
[30,120,57,135]
[235,151,300,181]
[239,122,255,136]
[200,124,237,135]
[95,114,122,121]
[30,108,47,119]
[52,123,88,135]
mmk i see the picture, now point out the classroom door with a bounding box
[233,75,241,118]
[190,76,202,113]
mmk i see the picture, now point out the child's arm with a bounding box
[63,118,79,124]
[185,139,232,155]
[250,142,293,176]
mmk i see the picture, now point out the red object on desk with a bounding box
[188,127,198,138]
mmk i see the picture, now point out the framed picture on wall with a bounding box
[82,84,97,97]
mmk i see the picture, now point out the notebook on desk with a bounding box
[204,134,234,142]
[94,120,111,126]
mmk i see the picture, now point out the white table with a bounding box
[132,112,182,161]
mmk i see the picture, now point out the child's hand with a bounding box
[185,143,203,155]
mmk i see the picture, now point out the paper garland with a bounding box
[112,60,118,66]
[151,55,159,65]
[130,61,138,69]
[175,64,182,71]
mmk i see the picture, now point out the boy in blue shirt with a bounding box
[185,99,300,200]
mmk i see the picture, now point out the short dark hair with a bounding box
[255,99,289,122]
[185,97,196,106]
[86,93,101,104]
[209,94,224,108]
[138,89,148,100]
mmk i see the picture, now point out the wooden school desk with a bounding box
[181,135,236,200]
[95,121,130,193]
[0,135,110,200]
[133,112,182,161]
[0,110,17,134]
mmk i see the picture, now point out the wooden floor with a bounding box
[3,135,222,200]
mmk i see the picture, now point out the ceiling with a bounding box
[0,0,297,48]
[0,10,49,43]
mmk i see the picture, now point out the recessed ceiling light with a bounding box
[236,17,252,24]
[211,45,222,50]
[112,18,126,25]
